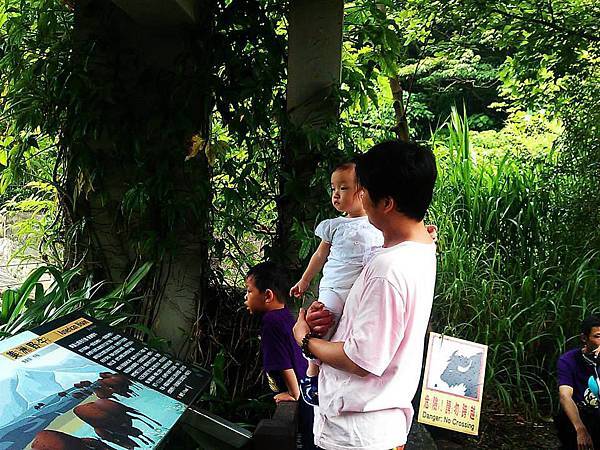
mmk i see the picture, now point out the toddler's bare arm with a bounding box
[290,240,331,297]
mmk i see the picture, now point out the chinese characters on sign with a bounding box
[2,318,93,360]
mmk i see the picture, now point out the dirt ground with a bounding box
[430,405,561,450]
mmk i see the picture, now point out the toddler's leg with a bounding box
[300,290,347,407]
[307,361,319,377]
[317,290,346,341]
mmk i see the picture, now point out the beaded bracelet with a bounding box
[301,332,316,359]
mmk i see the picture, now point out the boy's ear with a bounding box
[264,288,275,304]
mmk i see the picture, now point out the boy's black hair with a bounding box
[246,261,289,303]
[355,140,437,221]
[581,315,600,337]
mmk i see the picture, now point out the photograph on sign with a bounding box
[0,331,186,450]
[426,334,486,400]
[418,332,488,436]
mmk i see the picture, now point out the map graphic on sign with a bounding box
[418,333,488,435]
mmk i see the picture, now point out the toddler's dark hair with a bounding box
[333,161,356,173]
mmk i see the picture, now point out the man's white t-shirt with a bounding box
[314,241,437,450]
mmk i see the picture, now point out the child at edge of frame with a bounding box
[244,261,316,449]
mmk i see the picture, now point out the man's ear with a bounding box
[382,196,395,213]
[264,288,275,304]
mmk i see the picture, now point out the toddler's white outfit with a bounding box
[315,216,383,339]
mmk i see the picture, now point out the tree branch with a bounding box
[488,6,599,42]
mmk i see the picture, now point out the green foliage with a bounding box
[199,349,273,430]
[431,108,599,416]
[0,262,152,337]
[552,59,600,250]
[2,180,61,264]
[341,1,508,140]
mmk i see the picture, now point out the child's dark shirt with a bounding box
[260,306,308,394]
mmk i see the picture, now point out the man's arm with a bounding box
[306,301,334,336]
[293,309,369,377]
[306,339,369,377]
[558,385,594,449]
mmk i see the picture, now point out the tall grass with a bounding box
[430,107,600,416]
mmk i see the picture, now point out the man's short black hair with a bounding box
[581,315,600,337]
[355,140,437,221]
[246,261,288,302]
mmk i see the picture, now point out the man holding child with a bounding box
[293,140,438,450]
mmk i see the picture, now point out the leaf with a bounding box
[186,134,205,161]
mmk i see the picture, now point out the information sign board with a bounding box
[0,312,210,450]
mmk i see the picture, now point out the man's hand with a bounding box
[290,279,309,298]
[274,392,297,403]
[306,301,334,337]
[293,308,311,346]
[576,425,594,450]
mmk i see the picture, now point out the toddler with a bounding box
[290,162,383,405]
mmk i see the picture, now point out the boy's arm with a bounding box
[273,368,301,402]
[290,240,331,297]
[559,385,594,447]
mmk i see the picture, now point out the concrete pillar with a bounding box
[287,0,344,126]
[272,0,344,268]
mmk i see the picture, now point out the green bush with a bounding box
[430,107,600,416]
[0,262,152,338]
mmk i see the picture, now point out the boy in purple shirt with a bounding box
[245,262,314,448]
[556,315,600,450]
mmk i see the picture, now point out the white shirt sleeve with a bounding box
[342,277,407,377]
[315,219,333,243]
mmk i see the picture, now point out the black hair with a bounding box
[246,261,289,303]
[581,315,600,337]
[355,140,437,221]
